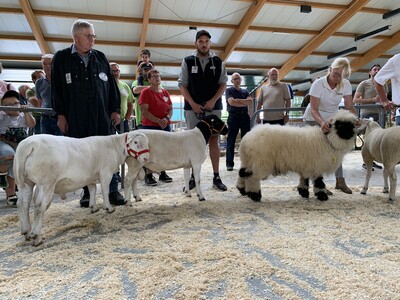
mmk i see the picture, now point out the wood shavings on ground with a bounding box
[1,151,400,299]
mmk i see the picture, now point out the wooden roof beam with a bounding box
[19,0,49,54]
[278,0,369,79]
[220,0,266,61]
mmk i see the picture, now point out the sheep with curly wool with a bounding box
[236,110,358,202]
[360,120,400,201]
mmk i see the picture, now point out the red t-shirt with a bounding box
[139,87,173,126]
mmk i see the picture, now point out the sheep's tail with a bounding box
[13,139,34,189]
[239,168,253,178]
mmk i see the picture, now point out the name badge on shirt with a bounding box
[163,96,169,102]
[120,89,128,97]
[191,66,198,73]
[99,72,108,81]
[65,73,72,84]
[210,66,216,70]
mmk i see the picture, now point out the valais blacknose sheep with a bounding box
[14,132,150,246]
[236,110,358,202]
[124,114,228,203]
[360,120,400,201]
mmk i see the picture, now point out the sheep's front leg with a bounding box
[183,168,192,198]
[313,176,328,201]
[245,177,262,202]
[18,184,34,240]
[361,161,374,195]
[236,166,247,196]
[99,175,114,213]
[297,176,310,198]
[192,165,205,201]
[88,184,99,213]
[125,164,142,205]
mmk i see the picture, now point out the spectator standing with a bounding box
[256,68,291,125]
[374,53,400,125]
[110,62,134,133]
[0,90,36,206]
[51,19,125,207]
[18,85,30,105]
[303,57,358,194]
[178,29,228,191]
[139,69,173,185]
[131,65,153,129]
[26,70,45,134]
[225,72,252,171]
[36,54,63,135]
[353,64,386,121]
[136,49,155,86]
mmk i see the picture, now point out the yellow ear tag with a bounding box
[332,155,336,164]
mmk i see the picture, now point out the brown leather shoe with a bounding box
[335,177,352,194]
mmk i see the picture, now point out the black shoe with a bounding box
[0,173,9,189]
[109,191,126,206]
[6,194,18,207]
[227,166,233,171]
[145,174,157,186]
[159,171,173,183]
[362,163,374,171]
[80,190,90,208]
[372,161,382,169]
[213,176,227,191]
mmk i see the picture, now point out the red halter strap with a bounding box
[125,135,150,159]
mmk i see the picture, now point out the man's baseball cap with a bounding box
[196,30,211,41]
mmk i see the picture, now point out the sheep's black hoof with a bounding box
[297,187,309,198]
[247,191,261,202]
[237,186,247,196]
[316,192,328,201]
[199,197,206,201]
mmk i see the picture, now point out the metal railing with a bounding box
[250,104,388,128]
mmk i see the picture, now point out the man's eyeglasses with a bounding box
[112,69,120,73]
[150,75,161,78]
[79,33,97,40]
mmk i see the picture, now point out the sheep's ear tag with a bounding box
[211,118,215,122]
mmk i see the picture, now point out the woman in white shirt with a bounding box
[303,57,357,194]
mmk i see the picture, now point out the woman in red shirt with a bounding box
[138,69,173,185]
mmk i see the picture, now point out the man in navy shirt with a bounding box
[225,72,253,171]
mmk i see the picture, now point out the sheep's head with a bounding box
[364,120,381,137]
[125,132,150,164]
[199,114,228,135]
[329,110,358,140]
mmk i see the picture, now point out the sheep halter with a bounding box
[200,119,226,134]
[125,135,149,160]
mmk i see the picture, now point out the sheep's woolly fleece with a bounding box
[1,151,400,299]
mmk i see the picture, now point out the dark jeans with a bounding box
[115,120,130,133]
[41,116,63,136]
[226,110,250,168]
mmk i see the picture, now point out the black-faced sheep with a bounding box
[360,120,400,201]
[124,114,228,202]
[236,110,358,202]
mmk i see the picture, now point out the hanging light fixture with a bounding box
[327,47,357,60]
[354,25,391,41]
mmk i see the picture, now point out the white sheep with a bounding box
[124,114,228,203]
[236,110,358,201]
[14,132,150,246]
[360,120,400,201]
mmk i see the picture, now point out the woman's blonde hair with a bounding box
[327,57,351,90]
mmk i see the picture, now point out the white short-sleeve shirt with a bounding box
[303,76,352,122]
[374,53,400,106]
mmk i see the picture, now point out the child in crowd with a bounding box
[136,49,155,86]
[0,90,36,207]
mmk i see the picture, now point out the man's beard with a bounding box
[198,48,209,56]
[269,79,278,85]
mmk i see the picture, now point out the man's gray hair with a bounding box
[41,54,54,61]
[71,19,94,36]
